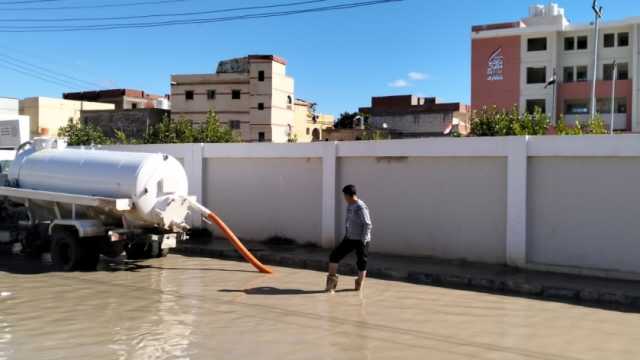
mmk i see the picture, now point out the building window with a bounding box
[232,90,241,100]
[258,102,265,110]
[604,63,629,81]
[603,64,614,80]
[306,128,310,135]
[258,132,266,142]
[565,101,590,115]
[229,120,241,130]
[618,63,629,80]
[185,90,194,101]
[598,98,628,114]
[577,36,588,50]
[563,66,574,83]
[564,37,575,51]
[618,99,628,114]
[604,33,615,48]
[287,95,292,105]
[618,32,630,47]
[576,65,588,82]
[131,103,138,109]
[526,67,546,84]
[526,99,546,114]
[527,37,547,52]
[207,90,216,100]
[258,71,265,82]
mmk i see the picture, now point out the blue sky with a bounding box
[0,0,637,116]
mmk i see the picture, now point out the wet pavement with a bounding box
[1,254,640,360]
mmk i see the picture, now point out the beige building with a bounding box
[171,55,296,143]
[359,95,470,137]
[292,99,335,142]
[20,97,114,138]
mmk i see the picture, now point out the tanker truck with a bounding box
[0,138,194,271]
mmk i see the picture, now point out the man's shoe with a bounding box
[325,275,338,293]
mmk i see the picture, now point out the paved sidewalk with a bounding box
[175,237,640,310]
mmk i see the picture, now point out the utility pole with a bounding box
[590,0,603,120]
[610,60,617,135]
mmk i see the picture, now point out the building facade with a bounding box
[359,95,470,137]
[472,3,640,131]
[171,55,295,143]
[0,97,19,118]
[0,97,29,148]
[63,89,168,111]
[81,108,169,139]
[19,97,114,138]
[292,99,335,142]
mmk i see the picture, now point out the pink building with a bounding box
[472,3,639,131]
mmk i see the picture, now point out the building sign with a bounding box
[487,48,504,81]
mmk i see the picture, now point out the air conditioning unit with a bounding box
[0,116,30,149]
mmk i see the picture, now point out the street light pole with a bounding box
[610,60,617,135]
[590,0,603,120]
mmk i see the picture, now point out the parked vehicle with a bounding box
[0,138,193,270]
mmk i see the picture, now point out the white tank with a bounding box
[8,139,190,230]
[155,97,171,110]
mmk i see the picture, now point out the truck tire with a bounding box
[51,229,99,271]
[125,243,150,260]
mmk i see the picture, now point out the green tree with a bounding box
[196,110,237,143]
[144,115,195,144]
[58,119,110,146]
[470,106,550,136]
[587,115,608,135]
[513,107,550,136]
[361,126,391,141]
[335,112,360,129]
[556,114,608,135]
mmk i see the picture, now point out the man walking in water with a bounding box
[326,184,372,292]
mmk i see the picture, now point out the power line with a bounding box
[0,60,79,90]
[0,0,64,4]
[0,0,190,11]
[0,0,332,22]
[0,0,403,32]
[0,51,105,88]
[0,56,89,89]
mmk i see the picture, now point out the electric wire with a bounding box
[0,51,105,89]
[0,0,332,22]
[0,0,190,11]
[0,0,403,32]
[0,60,80,90]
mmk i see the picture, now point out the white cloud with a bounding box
[408,72,428,81]
[388,79,411,88]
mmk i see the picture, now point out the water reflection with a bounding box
[1,254,640,360]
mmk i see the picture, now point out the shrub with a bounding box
[58,119,111,146]
[555,114,608,135]
[469,106,550,136]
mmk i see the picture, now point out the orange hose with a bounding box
[205,212,273,274]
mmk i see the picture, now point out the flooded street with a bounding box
[1,254,639,360]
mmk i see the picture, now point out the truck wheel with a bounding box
[82,244,100,271]
[125,243,150,260]
[51,230,99,271]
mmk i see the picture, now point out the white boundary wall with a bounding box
[5,136,640,280]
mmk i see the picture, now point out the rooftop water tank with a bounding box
[155,97,171,110]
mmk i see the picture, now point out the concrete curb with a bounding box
[174,244,640,310]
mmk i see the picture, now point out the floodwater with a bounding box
[1,255,639,360]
